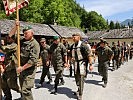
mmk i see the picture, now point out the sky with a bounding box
[76,0,133,22]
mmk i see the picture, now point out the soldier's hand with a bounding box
[0,65,5,73]
[46,61,50,67]
[67,63,70,68]
[89,65,93,71]
[71,58,75,62]
[16,67,23,73]
[64,63,68,68]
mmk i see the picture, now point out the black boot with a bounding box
[36,81,43,88]
[58,78,65,86]
[50,85,57,95]
[3,89,12,100]
[4,95,12,100]
[102,77,104,82]
[102,82,107,88]
[46,79,52,84]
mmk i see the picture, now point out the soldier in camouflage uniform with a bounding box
[38,38,52,86]
[96,40,114,88]
[68,33,93,100]
[62,38,73,77]
[1,36,20,100]
[47,36,67,94]
[9,21,40,100]
[111,42,121,70]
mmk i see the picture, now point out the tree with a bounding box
[0,1,7,19]
[85,11,108,31]
[109,21,115,29]
[0,0,108,31]
[19,0,44,23]
[115,21,120,29]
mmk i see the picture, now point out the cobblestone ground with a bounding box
[2,58,133,100]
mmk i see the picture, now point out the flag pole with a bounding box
[16,0,21,68]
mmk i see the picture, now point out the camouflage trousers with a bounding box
[19,67,36,100]
[74,66,85,96]
[40,66,52,84]
[98,61,109,83]
[53,66,64,85]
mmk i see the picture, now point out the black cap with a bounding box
[100,39,107,44]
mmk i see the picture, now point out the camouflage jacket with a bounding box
[2,43,18,71]
[96,46,113,62]
[40,44,50,64]
[49,43,67,65]
[20,37,40,67]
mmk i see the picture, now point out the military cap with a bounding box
[113,42,117,46]
[100,39,107,44]
[72,33,81,37]
[53,36,59,40]
[23,25,33,33]
[40,38,46,42]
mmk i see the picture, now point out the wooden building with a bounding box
[86,29,133,46]
[0,19,87,45]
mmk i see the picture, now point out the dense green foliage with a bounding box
[0,0,122,31]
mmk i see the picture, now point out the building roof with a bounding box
[0,19,58,36]
[0,19,87,38]
[87,28,133,39]
[50,25,88,38]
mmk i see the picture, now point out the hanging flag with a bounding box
[2,0,30,16]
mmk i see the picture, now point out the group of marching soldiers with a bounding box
[0,20,133,100]
[0,20,93,100]
[110,41,133,71]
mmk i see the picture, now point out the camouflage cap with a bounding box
[23,25,33,33]
[53,36,59,40]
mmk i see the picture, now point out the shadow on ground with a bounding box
[57,87,77,99]
[85,79,103,87]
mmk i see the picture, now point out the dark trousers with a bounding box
[113,58,119,69]
[2,70,20,100]
[40,66,52,84]
[69,65,73,77]
[98,61,109,83]
[69,62,75,77]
